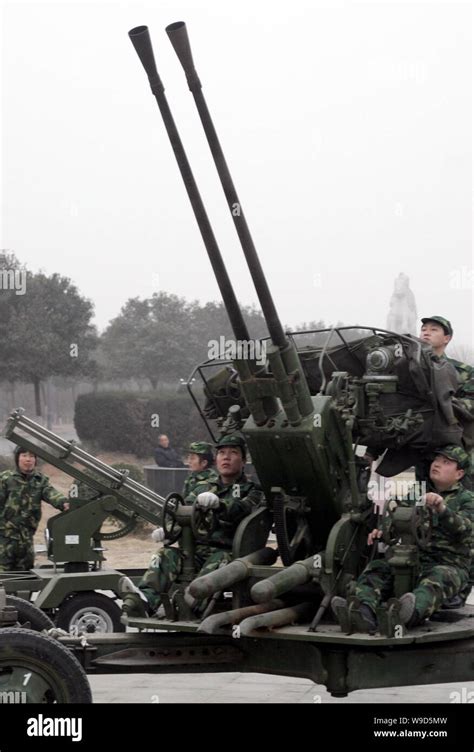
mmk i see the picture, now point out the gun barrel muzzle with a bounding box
[128,26,161,86]
[166,21,200,87]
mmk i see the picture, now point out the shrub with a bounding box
[75,392,206,458]
[0,456,14,473]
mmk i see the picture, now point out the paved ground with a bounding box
[88,672,474,704]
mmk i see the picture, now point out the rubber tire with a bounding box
[55,592,125,634]
[5,595,55,632]
[0,627,92,703]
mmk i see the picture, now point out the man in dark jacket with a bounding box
[154,434,185,468]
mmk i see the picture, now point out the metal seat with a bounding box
[232,507,273,559]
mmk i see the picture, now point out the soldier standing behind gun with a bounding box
[419,316,474,482]
[182,441,217,497]
[0,446,69,571]
[120,434,264,616]
[365,316,474,471]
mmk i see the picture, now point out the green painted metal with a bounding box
[33,571,124,609]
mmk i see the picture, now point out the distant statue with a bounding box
[386,273,417,335]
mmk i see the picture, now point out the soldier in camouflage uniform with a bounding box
[121,434,264,616]
[332,446,474,631]
[364,316,474,482]
[0,446,69,571]
[182,441,217,498]
[419,316,474,474]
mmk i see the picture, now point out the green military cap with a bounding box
[215,433,247,450]
[433,445,470,471]
[188,441,213,456]
[421,316,453,336]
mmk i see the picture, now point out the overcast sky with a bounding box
[1,0,472,350]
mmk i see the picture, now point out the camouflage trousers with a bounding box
[460,463,474,599]
[139,544,233,613]
[354,558,469,624]
[462,460,474,598]
[415,458,474,598]
[0,535,34,571]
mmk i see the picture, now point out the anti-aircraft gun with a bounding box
[126,21,464,608]
[45,22,468,697]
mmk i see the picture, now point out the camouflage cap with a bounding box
[215,434,247,451]
[188,441,214,456]
[433,445,470,471]
[421,316,453,336]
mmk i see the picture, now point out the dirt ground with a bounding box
[35,452,159,570]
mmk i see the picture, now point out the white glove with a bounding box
[151,527,166,542]
[196,492,220,509]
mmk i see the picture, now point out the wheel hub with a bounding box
[70,608,113,634]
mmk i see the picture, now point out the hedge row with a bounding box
[0,456,13,472]
[74,392,206,458]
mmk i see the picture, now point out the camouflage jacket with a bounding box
[182,468,218,499]
[401,482,474,572]
[0,469,67,539]
[184,472,264,549]
[444,355,474,418]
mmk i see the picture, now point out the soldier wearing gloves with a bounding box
[332,445,474,632]
[120,434,264,616]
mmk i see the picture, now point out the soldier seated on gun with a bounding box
[332,446,474,633]
[120,434,264,617]
[182,441,217,497]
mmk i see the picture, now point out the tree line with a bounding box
[0,252,332,416]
